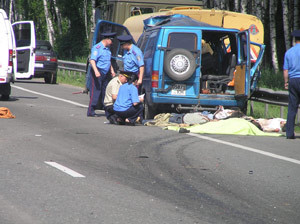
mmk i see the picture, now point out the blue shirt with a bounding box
[123,44,144,73]
[283,43,300,79]
[90,42,111,75]
[113,83,140,111]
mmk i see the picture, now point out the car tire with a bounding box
[164,48,196,81]
[50,72,57,84]
[44,73,51,84]
[44,72,56,84]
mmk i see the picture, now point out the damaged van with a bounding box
[91,14,265,118]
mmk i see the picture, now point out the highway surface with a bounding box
[1,79,299,224]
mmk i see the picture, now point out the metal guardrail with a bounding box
[250,88,300,123]
[58,60,86,76]
[57,60,299,122]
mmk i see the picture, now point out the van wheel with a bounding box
[241,101,248,115]
[1,95,10,101]
[144,99,156,119]
[164,48,196,81]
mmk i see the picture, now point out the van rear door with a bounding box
[157,29,201,100]
[235,30,250,97]
[12,21,36,79]
[92,20,135,71]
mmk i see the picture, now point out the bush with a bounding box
[258,68,284,90]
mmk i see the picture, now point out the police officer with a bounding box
[283,30,300,139]
[117,35,144,87]
[87,32,116,117]
[113,74,144,125]
[103,70,131,123]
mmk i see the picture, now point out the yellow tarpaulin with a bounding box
[166,118,282,137]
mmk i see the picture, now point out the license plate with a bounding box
[171,84,186,96]
[35,63,44,68]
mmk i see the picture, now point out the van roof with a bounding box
[144,14,238,32]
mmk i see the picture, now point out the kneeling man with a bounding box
[104,71,131,123]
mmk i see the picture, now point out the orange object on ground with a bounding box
[0,107,16,118]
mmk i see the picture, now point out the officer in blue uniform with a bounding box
[113,74,144,125]
[87,32,116,117]
[117,35,144,87]
[283,30,300,139]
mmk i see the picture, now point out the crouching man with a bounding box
[104,71,131,124]
[113,74,144,126]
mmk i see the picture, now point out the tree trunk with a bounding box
[294,0,299,30]
[269,0,279,71]
[43,0,55,46]
[254,0,262,20]
[9,0,13,22]
[240,0,247,13]
[213,0,220,9]
[52,0,62,35]
[234,0,239,12]
[220,0,225,10]
[282,0,290,50]
[91,0,96,31]
[84,0,88,40]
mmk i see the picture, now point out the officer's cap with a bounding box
[117,35,133,44]
[119,70,133,79]
[291,30,300,37]
[102,32,117,39]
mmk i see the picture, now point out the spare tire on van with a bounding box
[164,48,196,81]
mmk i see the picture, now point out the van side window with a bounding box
[130,7,154,16]
[144,31,158,58]
[167,33,197,51]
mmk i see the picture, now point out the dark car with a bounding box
[34,40,58,84]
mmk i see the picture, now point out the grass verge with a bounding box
[57,70,86,88]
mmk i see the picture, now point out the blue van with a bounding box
[90,14,265,118]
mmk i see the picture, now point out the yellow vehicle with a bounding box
[124,7,264,62]
[98,0,203,24]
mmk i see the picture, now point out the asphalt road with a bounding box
[0,79,299,224]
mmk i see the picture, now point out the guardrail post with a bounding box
[250,101,254,116]
[264,103,268,118]
[280,106,284,119]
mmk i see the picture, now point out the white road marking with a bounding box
[188,133,300,165]
[12,85,88,108]
[45,161,85,178]
[13,84,300,166]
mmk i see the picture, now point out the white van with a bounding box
[0,9,35,99]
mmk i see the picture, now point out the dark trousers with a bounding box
[114,104,144,123]
[286,78,300,138]
[104,105,114,119]
[87,69,109,116]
